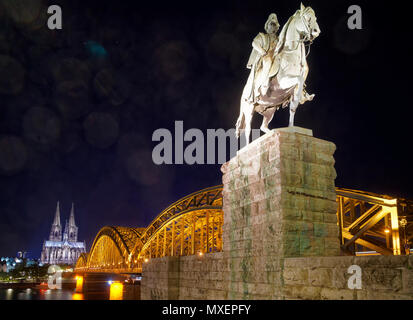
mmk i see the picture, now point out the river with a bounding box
[0,287,109,300]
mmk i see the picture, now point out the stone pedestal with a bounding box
[220,127,340,299]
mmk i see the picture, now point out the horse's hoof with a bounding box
[260,126,271,134]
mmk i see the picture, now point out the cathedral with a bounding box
[40,202,86,265]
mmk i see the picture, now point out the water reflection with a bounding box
[16,288,33,300]
[5,288,13,300]
[72,293,84,300]
[0,288,90,300]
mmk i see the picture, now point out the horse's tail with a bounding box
[235,111,245,138]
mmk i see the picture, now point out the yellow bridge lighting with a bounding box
[109,282,123,300]
[74,186,412,274]
[75,275,83,293]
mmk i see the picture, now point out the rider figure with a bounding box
[244,13,280,103]
[244,12,314,105]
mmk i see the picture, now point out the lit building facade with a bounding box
[40,202,86,265]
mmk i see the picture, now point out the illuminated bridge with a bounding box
[75,186,413,274]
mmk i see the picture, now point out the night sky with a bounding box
[0,0,411,258]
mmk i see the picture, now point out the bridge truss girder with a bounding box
[336,188,413,256]
[138,208,223,260]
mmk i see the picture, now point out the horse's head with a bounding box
[296,3,320,41]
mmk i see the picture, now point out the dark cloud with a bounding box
[23,107,61,145]
[0,55,25,95]
[83,112,119,149]
[0,135,28,175]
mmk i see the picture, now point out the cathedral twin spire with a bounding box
[49,202,78,242]
[53,201,61,226]
[41,202,86,265]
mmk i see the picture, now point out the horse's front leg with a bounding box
[300,60,315,104]
[260,108,276,133]
[289,86,302,127]
[288,100,298,127]
[289,76,306,127]
[243,101,255,144]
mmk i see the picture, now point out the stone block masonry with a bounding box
[141,254,413,299]
[220,127,340,299]
[141,127,413,300]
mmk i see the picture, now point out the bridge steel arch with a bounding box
[75,186,223,273]
[85,226,144,273]
[75,253,88,270]
[137,207,223,259]
[130,186,223,271]
[75,185,413,274]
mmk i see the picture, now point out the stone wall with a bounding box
[141,127,413,300]
[141,253,229,300]
[177,252,228,299]
[141,254,413,300]
[140,256,180,300]
[282,255,413,300]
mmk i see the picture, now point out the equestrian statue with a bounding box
[235,3,320,144]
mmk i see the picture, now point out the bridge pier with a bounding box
[73,272,140,299]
